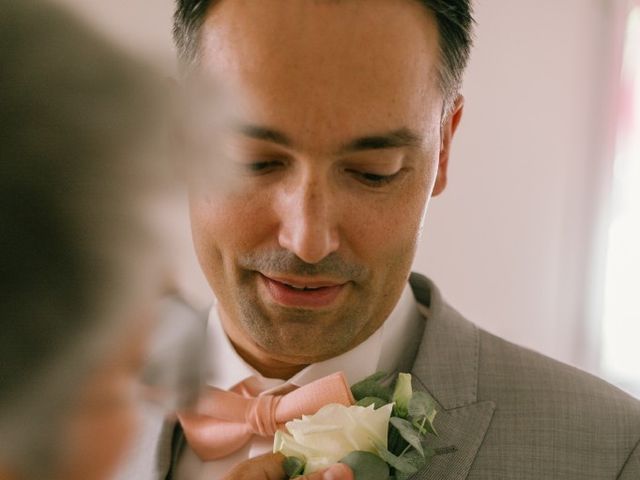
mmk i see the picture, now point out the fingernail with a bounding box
[323,463,352,480]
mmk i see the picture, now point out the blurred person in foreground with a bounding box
[0,2,351,480]
[130,0,640,479]
[0,1,178,478]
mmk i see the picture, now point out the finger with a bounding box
[221,452,286,480]
[301,463,354,480]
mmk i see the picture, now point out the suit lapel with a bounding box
[413,400,495,480]
[408,273,496,480]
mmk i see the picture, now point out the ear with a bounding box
[432,95,464,196]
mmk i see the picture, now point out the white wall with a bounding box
[53,0,176,70]
[53,0,623,377]
[415,0,620,374]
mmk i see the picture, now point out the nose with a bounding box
[277,174,340,264]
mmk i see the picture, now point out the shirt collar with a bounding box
[206,283,420,390]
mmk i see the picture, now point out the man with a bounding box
[157,0,640,478]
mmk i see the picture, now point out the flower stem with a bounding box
[419,417,427,433]
[399,444,412,457]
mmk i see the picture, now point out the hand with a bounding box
[221,453,354,480]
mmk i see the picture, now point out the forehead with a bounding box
[200,0,443,150]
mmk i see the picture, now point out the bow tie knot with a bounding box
[246,393,279,437]
[178,372,354,460]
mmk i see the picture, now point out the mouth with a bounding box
[258,273,348,309]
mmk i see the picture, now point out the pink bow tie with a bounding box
[178,372,354,460]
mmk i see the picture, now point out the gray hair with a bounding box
[0,1,171,476]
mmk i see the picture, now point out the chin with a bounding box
[251,323,358,361]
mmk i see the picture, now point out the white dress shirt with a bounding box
[176,284,421,480]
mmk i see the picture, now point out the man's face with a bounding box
[190,0,462,369]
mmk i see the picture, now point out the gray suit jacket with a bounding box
[407,273,640,479]
[139,273,640,479]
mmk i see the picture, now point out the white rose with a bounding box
[273,403,393,474]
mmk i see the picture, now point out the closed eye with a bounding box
[347,169,403,187]
[243,160,284,175]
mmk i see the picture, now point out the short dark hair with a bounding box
[173,0,474,113]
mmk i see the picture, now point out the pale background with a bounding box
[53,0,636,392]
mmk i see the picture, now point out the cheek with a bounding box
[190,193,241,254]
[342,182,429,265]
[189,191,274,270]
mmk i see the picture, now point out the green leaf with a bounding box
[407,391,437,419]
[387,422,408,456]
[373,442,418,475]
[391,373,413,418]
[339,451,389,480]
[389,417,424,457]
[355,397,389,409]
[394,450,428,480]
[408,391,438,435]
[283,456,305,478]
[351,372,392,402]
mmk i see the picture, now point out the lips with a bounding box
[259,274,347,308]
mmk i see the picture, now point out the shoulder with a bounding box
[409,271,639,414]
[477,326,640,416]
[409,272,640,475]
[475,328,640,475]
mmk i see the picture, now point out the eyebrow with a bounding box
[339,128,423,153]
[236,124,423,153]
[238,124,292,146]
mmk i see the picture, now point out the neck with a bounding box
[217,306,310,380]
[229,339,308,380]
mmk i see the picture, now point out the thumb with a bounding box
[301,463,354,480]
[221,453,285,480]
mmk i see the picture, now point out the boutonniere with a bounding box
[274,372,456,479]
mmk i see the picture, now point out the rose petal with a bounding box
[275,402,394,472]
